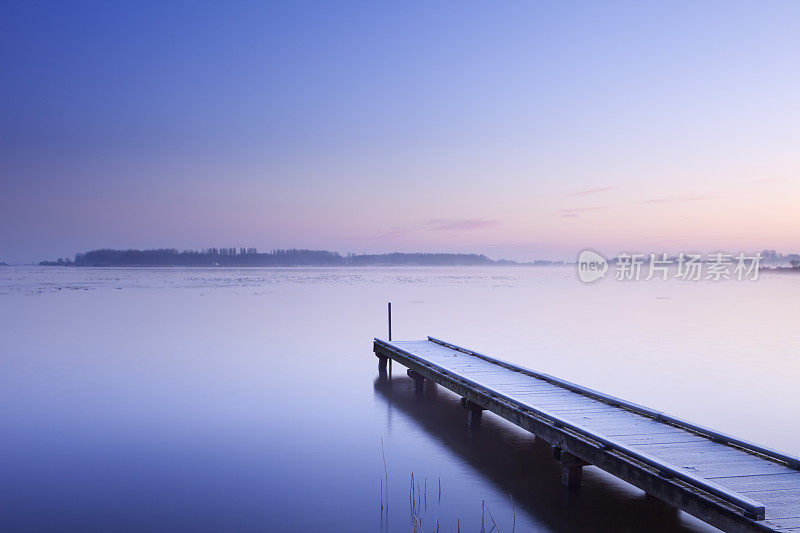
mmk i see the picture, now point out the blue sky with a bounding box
[2,1,799,262]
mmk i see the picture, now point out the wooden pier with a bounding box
[374,337,800,532]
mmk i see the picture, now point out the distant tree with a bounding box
[761,250,780,263]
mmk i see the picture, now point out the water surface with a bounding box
[1,267,797,532]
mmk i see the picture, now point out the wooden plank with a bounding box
[548,405,624,415]
[766,516,800,528]
[711,472,800,493]
[739,489,800,514]
[579,418,687,436]
[668,459,790,479]
[617,432,709,446]
[489,383,566,393]
[634,441,779,462]
[560,410,657,422]
[507,393,588,404]
[517,400,613,412]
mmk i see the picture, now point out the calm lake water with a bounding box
[1,266,798,532]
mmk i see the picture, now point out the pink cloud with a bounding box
[645,195,714,204]
[345,218,502,241]
[422,218,501,231]
[558,206,608,218]
[564,187,615,197]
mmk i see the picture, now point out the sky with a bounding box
[2,1,799,263]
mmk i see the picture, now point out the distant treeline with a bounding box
[760,250,800,265]
[39,248,564,267]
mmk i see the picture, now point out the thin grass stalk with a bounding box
[485,501,500,533]
[410,473,415,512]
[510,494,516,531]
[380,438,389,510]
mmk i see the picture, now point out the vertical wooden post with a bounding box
[407,369,424,393]
[461,398,484,428]
[387,302,393,374]
[560,451,583,489]
[466,408,482,428]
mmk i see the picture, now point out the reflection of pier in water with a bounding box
[374,375,699,532]
[374,337,800,533]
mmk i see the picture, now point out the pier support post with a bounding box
[376,356,389,381]
[461,398,484,428]
[407,369,425,393]
[559,451,584,489]
[551,445,562,460]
